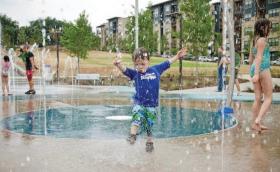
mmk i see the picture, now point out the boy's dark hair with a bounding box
[132,47,150,62]
[254,18,271,38]
[4,55,10,62]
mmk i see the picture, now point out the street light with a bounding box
[135,0,139,49]
[166,12,183,88]
[51,27,62,82]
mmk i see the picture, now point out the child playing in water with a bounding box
[250,18,272,132]
[113,47,187,152]
[1,55,11,96]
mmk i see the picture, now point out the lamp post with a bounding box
[135,0,139,49]
[51,27,62,82]
[166,12,183,88]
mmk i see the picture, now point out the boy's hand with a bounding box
[113,58,121,66]
[113,53,122,67]
[177,48,187,59]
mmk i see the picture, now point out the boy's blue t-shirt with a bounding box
[123,60,170,107]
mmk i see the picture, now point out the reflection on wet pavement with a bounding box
[0,94,279,172]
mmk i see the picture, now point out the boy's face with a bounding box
[134,58,149,73]
[23,47,28,52]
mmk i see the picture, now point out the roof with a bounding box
[150,0,177,8]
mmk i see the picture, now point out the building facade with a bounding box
[242,0,280,61]
[151,0,180,55]
[96,23,108,50]
[96,0,279,60]
[96,17,128,50]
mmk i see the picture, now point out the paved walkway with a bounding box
[3,75,280,102]
[0,81,280,172]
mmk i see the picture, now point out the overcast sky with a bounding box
[0,0,167,32]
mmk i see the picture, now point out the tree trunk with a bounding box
[78,57,80,74]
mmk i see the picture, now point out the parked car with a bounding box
[198,56,207,62]
[213,56,219,62]
[271,58,280,65]
[205,56,213,62]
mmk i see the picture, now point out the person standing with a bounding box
[217,47,230,92]
[1,55,11,96]
[113,47,187,152]
[234,52,241,95]
[250,18,272,132]
[20,44,38,94]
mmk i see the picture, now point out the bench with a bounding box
[75,74,100,85]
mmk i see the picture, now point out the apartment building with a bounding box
[150,0,179,55]
[96,0,279,60]
[96,17,128,50]
[234,0,243,54]
[96,23,108,50]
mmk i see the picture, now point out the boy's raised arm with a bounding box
[113,57,127,73]
[168,48,187,64]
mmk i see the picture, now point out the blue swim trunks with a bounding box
[131,105,157,135]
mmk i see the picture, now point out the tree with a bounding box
[123,8,157,53]
[0,14,19,48]
[213,32,222,56]
[60,11,95,73]
[179,0,213,57]
[17,26,29,45]
[179,0,213,88]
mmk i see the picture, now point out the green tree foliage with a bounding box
[17,26,29,45]
[243,30,254,56]
[60,11,99,72]
[213,32,222,56]
[123,8,157,53]
[27,17,65,46]
[179,0,213,56]
[0,14,19,48]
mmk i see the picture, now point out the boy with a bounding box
[19,44,38,94]
[113,47,187,152]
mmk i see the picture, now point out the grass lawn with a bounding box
[37,49,279,78]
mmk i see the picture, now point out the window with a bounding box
[268,8,280,17]
[244,27,253,35]
[165,5,170,13]
[244,41,249,49]
[268,0,280,3]
[272,23,280,32]
[268,38,279,47]
[244,0,253,9]
[245,0,253,5]
[154,8,159,18]
[244,13,252,21]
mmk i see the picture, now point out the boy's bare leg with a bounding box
[127,125,138,144]
[145,128,154,152]
[29,80,34,90]
[146,136,154,152]
[130,125,138,135]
